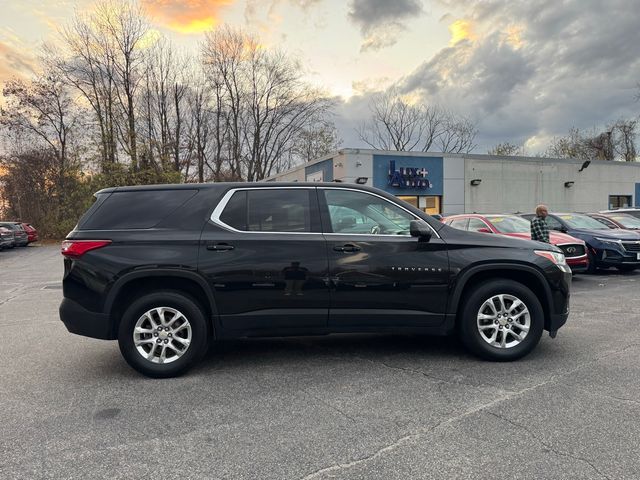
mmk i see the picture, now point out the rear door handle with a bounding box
[207,243,234,251]
[333,244,361,253]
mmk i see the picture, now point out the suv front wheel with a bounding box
[459,280,544,361]
[118,291,209,378]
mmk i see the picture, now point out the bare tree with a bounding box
[202,26,335,181]
[358,90,477,153]
[0,71,82,188]
[611,119,637,162]
[291,119,341,164]
[56,0,149,170]
[488,141,522,156]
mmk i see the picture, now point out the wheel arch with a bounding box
[449,264,553,330]
[105,270,218,339]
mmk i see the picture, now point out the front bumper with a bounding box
[59,298,115,340]
[566,255,589,273]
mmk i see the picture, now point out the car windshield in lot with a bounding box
[486,215,531,233]
[559,214,610,230]
[608,214,640,229]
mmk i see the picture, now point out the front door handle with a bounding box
[333,244,361,253]
[207,243,234,251]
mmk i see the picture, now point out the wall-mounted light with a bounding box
[332,179,343,183]
[578,160,591,172]
[470,179,482,186]
[355,161,362,167]
[355,177,368,184]
[564,181,575,188]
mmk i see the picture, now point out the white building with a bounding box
[266,149,640,215]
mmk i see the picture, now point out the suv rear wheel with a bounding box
[118,291,209,378]
[459,280,544,361]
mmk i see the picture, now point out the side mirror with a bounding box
[410,220,432,241]
[477,228,492,234]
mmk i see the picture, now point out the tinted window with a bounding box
[324,189,415,235]
[81,190,198,230]
[220,189,315,233]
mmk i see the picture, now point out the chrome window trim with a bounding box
[210,185,440,238]
[210,186,322,235]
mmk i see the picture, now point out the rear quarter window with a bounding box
[79,189,198,230]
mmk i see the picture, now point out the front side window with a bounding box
[219,189,314,233]
[545,216,564,231]
[468,218,490,232]
[448,218,469,230]
[323,189,415,235]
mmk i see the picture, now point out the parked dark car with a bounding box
[443,214,589,273]
[586,213,640,231]
[0,226,14,249]
[60,183,571,377]
[0,222,28,247]
[521,213,640,273]
[21,223,38,243]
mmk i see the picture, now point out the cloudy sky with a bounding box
[1,0,639,153]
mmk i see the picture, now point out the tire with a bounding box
[118,291,210,378]
[458,280,544,361]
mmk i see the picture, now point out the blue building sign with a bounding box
[373,155,443,196]
[387,160,433,188]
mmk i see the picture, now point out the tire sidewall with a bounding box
[459,280,544,361]
[118,291,209,378]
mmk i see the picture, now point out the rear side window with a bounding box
[218,189,316,233]
[80,190,198,230]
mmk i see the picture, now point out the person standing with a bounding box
[530,204,550,243]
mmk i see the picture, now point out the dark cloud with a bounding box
[339,0,640,153]
[348,0,423,51]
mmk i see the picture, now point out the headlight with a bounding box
[535,250,570,272]
[595,237,620,246]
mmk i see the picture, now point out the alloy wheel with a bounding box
[476,294,530,349]
[133,307,192,364]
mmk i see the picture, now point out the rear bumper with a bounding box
[59,298,115,340]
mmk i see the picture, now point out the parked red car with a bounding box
[21,223,38,243]
[443,214,589,273]
[586,213,640,231]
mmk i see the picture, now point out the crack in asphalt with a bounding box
[298,342,640,480]
[302,389,358,424]
[486,411,612,480]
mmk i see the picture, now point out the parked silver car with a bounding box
[0,222,28,247]
[0,226,14,249]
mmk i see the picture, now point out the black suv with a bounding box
[60,183,571,377]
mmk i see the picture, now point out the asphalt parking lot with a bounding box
[1,245,639,480]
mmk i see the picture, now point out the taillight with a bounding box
[61,240,111,259]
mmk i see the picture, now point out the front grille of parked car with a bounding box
[622,242,640,252]
[559,244,585,257]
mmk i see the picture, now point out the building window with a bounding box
[609,195,632,209]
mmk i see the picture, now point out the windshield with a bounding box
[608,215,640,228]
[558,214,609,230]
[486,215,531,234]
